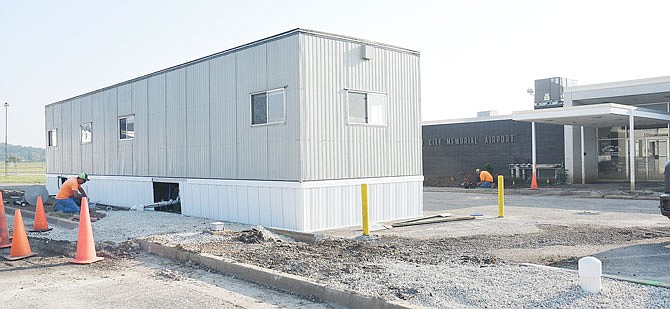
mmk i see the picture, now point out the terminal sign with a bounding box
[425,134,515,146]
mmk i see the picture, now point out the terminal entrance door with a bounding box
[597,128,668,182]
[597,138,627,180]
[635,138,667,181]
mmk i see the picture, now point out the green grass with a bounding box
[0,161,46,184]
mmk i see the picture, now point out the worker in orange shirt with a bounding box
[55,173,89,213]
[475,169,493,188]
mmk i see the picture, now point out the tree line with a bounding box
[0,143,45,162]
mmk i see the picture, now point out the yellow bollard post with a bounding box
[361,184,370,236]
[497,175,504,218]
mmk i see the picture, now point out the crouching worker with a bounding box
[55,173,89,213]
[475,169,493,188]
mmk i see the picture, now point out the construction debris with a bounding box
[390,213,475,228]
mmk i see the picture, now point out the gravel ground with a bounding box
[8,197,670,308]
[21,209,254,243]
[143,224,670,308]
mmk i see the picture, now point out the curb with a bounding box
[4,205,79,230]
[137,239,418,309]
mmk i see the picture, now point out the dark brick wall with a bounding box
[422,120,564,182]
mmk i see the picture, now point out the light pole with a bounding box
[3,102,8,177]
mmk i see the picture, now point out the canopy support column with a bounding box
[629,111,636,191]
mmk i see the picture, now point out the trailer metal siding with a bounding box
[147,75,167,176]
[45,105,55,173]
[91,92,105,175]
[165,68,188,177]
[300,37,349,180]
[209,54,237,178]
[117,83,133,175]
[387,51,422,176]
[62,100,74,174]
[45,31,420,182]
[132,80,149,176]
[235,45,268,179]
[80,95,93,174]
[71,97,83,174]
[266,35,300,181]
[186,61,211,178]
[299,34,421,181]
[102,89,118,174]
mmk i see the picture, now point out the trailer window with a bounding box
[348,91,387,125]
[81,122,92,144]
[119,115,135,140]
[48,129,58,147]
[251,88,285,125]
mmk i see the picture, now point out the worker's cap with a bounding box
[475,169,480,173]
[77,173,89,182]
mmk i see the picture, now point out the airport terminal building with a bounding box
[424,76,670,190]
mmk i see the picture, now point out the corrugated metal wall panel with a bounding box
[179,179,305,230]
[117,84,132,116]
[302,178,422,232]
[236,186,249,223]
[60,101,73,174]
[246,186,261,225]
[147,75,167,176]
[269,188,283,227]
[117,83,133,175]
[83,176,154,207]
[300,36,349,181]
[45,105,56,173]
[226,186,239,222]
[209,55,237,178]
[132,80,149,175]
[266,36,300,181]
[91,92,106,175]
[387,52,422,176]
[103,89,118,174]
[299,34,421,181]
[46,31,420,184]
[165,68,187,177]
[80,96,93,174]
[347,43,387,94]
[70,98,82,174]
[235,45,268,179]
[186,61,211,177]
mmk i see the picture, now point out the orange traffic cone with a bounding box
[3,210,36,260]
[0,193,11,248]
[29,196,52,232]
[530,172,539,190]
[69,198,103,264]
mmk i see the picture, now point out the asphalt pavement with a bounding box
[420,186,670,285]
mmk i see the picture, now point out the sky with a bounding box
[2,0,670,148]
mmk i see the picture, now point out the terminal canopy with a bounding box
[512,103,670,127]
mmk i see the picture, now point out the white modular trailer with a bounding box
[45,29,423,232]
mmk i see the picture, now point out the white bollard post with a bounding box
[578,256,602,293]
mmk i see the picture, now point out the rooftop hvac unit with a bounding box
[534,77,577,109]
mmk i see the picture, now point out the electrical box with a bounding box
[361,45,374,60]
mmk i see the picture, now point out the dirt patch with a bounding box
[146,224,670,303]
[16,237,142,270]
